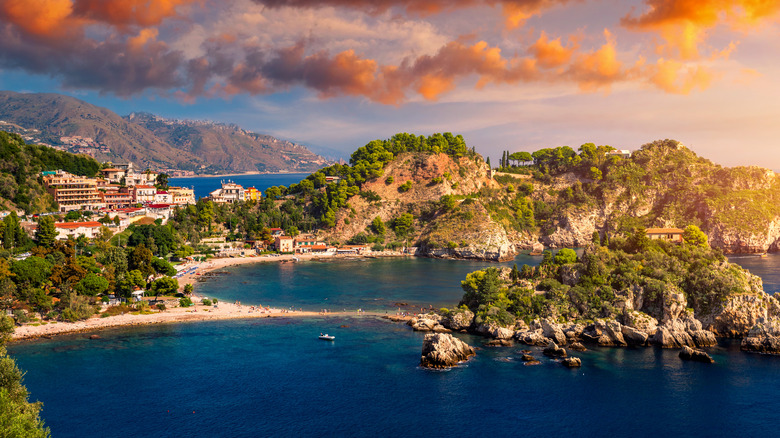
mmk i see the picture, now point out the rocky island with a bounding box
[409,230,780,359]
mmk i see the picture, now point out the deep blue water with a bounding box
[8,255,780,437]
[169,173,309,199]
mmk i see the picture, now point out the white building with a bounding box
[209,181,245,203]
[54,221,103,240]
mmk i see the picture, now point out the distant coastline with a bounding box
[174,171,311,179]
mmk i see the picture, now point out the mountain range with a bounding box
[0,91,331,174]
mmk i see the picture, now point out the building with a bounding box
[133,185,157,204]
[209,181,246,203]
[54,221,103,239]
[607,150,632,159]
[269,228,284,237]
[294,236,328,253]
[245,186,261,201]
[99,189,133,210]
[99,168,126,183]
[275,236,294,253]
[646,228,684,243]
[145,204,173,221]
[43,170,104,212]
[169,187,195,205]
[155,191,173,204]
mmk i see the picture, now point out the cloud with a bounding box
[622,0,780,59]
[250,0,572,28]
[528,31,576,68]
[648,58,714,94]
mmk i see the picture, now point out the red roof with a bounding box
[55,221,102,229]
[269,228,282,231]
[156,190,168,194]
[311,245,328,250]
[135,185,155,189]
[146,204,172,209]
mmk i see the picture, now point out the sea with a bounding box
[169,173,309,199]
[9,254,780,437]
[9,175,780,437]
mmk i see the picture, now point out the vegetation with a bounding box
[455,229,750,326]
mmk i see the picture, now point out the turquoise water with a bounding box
[8,254,780,437]
[169,173,308,199]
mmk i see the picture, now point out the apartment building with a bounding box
[43,170,104,212]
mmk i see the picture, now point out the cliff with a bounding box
[321,151,518,261]
[493,140,780,254]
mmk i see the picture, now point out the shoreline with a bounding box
[170,171,311,179]
[11,252,414,342]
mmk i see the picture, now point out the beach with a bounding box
[12,252,412,341]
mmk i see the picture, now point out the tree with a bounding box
[682,225,708,248]
[392,213,414,237]
[459,268,501,309]
[510,263,519,282]
[34,217,56,248]
[155,173,169,190]
[99,247,128,275]
[11,257,52,289]
[554,248,578,265]
[75,273,109,296]
[64,211,81,222]
[486,157,491,169]
[591,231,601,245]
[150,277,179,297]
[151,257,176,276]
[439,195,456,212]
[183,283,194,296]
[128,244,154,279]
[371,216,385,235]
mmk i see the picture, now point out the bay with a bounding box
[169,173,309,199]
[8,255,780,437]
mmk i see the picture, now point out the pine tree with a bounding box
[510,263,519,282]
[486,157,492,169]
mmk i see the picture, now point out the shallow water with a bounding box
[8,254,780,437]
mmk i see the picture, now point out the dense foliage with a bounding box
[455,230,749,327]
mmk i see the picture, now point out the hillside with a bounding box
[501,140,780,253]
[0,91,330,174]
[125,112,328,173]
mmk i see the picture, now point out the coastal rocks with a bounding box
[514,329,550,346]
[679,346,714,363]
[562,357,582,368]
[569,342,587,352]
[541,319,567,346]
[442,309,474,331]
[521,354,540,365]
[408,314,449,333]
[702,292,776,338]
[420,333,476,368]
[490,326,515,340]
[542,342,567,358]
[621,326,649,346]
[581,319,626,347]
[484,339,513,347]
[741,318,780,354]
[622,310,658,336]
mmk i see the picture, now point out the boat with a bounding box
[318,334,335,341]
[760,253,769,258]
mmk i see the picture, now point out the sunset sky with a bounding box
[1,0,779,168]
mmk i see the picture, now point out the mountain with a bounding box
[0,91,331,174]
[124,112,330,173]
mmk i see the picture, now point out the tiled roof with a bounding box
[646,228,684,234]
[55,221,102,229]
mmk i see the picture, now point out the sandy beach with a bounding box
[12,252,413,341]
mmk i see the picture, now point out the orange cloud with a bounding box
[128,28,160,51]
[622,0,780,59]
[0,0,76,38]
[528,31,576,68]
[649,58,714,94]
[567,29,625,91]
[72,0,197,27]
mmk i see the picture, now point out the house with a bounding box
[294,237,328,253]
[99,168,126,183]
[646,228,684,243]
[54,221,103,239]
[325,176,341,183]
[145,204,173,221]
[269,228,284,237]
[169,186,195,205]
[99,189,133,210]
[244,186,261,201]
[209,181,245,203]
[275,236,294,253]
[154,190,173,204]
[606,150,632,159]
[133,185,157,204]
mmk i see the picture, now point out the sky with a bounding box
[0,0,779,168]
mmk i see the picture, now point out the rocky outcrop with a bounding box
[581,319,627,347]
[541,318,567,346]
[679,346,714,363]
[420,333,475,368]
[741,318,780,354]
[408,314,450,333]
[621,325,649,346]
[442,309,474,331]
[543,341,567,358]
[702,290,780,337]
[622,310,658,336]
[562,357,582,368]
[514,329,550,346]
[652,291,717,348]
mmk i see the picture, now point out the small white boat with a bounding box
[318,334,335,341]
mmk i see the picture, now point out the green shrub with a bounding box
[156,303,166,311]
[202,299,212,306]
[179,297,193,308]
[398,181,413,192]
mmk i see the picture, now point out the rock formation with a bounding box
[679,346,715,363]
[741,318,780,354]
[562,357,582,368]
[420,333,476,368]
